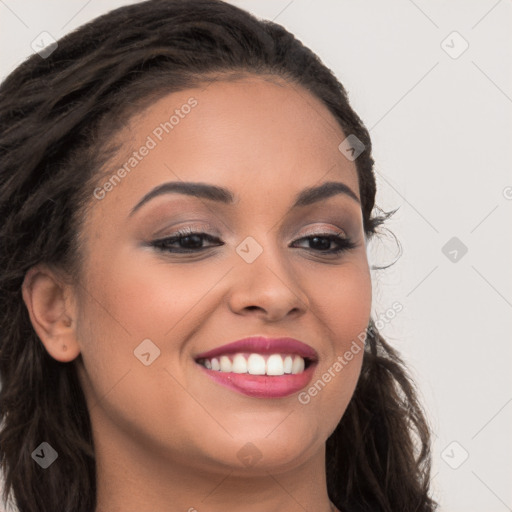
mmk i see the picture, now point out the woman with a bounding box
[0,1,437,511]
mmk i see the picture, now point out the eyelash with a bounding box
[150,227,357,256]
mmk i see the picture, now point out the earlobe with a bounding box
[21,265,81,363]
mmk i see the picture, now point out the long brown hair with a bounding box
[0,1,437,510]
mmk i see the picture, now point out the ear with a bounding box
[21,264,81,363]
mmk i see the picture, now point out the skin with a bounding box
[22,75,372,512]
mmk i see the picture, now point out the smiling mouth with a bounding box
[196,352,313,376]
[193,336,319,397]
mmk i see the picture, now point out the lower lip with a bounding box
[196,362,317,398]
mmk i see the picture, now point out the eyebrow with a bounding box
[129,180,360,217]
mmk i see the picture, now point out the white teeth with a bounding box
[219,355,232,372]
[232,353,248,373]
[283,355,293,374]
[247,353,266,375]
[291,355,305,374]
[199,353,308,375]
[266,354,284,375]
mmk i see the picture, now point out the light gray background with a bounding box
[1,1,511,511]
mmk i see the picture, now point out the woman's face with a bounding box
[72,75,372,474]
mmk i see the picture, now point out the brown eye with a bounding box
[151,229,222,253]
[291,233,356,255]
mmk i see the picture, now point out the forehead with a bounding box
[91,76,360,217]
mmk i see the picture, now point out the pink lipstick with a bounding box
[194,336,318,398]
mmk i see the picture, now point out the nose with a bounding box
[227,241,310,322]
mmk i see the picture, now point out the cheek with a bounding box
[335,268,372,351]
[307,256,372,346]
[333,262,371,366]
[72,253,213,441]
[81,245,212,342]
[299,259,371,407]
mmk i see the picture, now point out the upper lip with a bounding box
[194,336,319,362]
